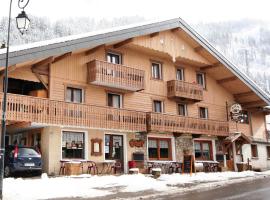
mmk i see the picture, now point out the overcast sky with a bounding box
[1,0,270,23]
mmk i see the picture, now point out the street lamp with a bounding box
[0,0,30,199]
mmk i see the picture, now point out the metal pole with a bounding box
[0,0,13,199]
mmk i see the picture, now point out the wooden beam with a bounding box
[113,38,133,49]
[0,65,17,76]
[200,62,220,70]
[53,52,71,64]
[32,57,54,69]
[234,91,254,98]
[194,46,204,52]
[171,28,179,32]
[32,68,49,76]
[217,76,238,84]
[149,32,159,38]
[33,72,48,90]
[85,45,105,56]
[242,100,266,108]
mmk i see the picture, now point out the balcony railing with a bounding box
[87,60,145,92]
[0,93,146,132]
[167,80,203,101]
[147,112,229,136]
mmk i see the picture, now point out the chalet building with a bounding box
[0,18,270,175]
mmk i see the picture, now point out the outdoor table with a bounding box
[65,161,82,175]
[59,159,87,175]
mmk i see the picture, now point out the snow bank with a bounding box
[3,171,270,200]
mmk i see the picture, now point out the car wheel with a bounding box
[4,166,11,177]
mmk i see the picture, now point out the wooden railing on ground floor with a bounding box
[147,112,229,136]
[0,93,147,132]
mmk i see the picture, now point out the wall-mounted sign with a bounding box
[129,139,144,148]
[91,138,102,156]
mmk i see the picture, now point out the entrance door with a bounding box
[105,134,124,171]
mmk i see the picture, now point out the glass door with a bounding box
[105,134,124,171]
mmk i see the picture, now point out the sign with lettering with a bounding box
[129,139,144,148]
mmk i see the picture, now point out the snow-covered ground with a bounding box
[4,171,270,200]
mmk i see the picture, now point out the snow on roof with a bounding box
[0,17,177,55]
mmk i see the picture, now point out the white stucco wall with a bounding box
[242,143,270,171]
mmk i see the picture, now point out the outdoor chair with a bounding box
[87,161,98,175]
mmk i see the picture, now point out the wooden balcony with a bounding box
[1,93,146,132]
[147,112,229,136]
[87,60,145,92]
[167,80,203,102]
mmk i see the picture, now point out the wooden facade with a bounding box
[2,29,268,138]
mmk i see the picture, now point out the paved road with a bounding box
[53,176,270,200]
[151,177,270,200]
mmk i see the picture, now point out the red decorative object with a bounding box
[129,139,144,148]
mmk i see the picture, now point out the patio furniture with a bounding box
[65,161,82,175]
[59,160,69,175]
[112,161,122,174]
[86,161,98,175]
[97,160,116,174]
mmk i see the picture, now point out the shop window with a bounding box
[178,103,187,116]
[194,140,213,160]
[176,68,184,81]
[62,131,85,159]
[267,146,270,159]
[153,100,163,113]
[107,52,121,64]
[199,107,208,119]
[251,144,258,158]
[107,93,122,108]
[148,137,172,160]
[151,62,162,80]
[196,72,206,89]
[66,87,83,103]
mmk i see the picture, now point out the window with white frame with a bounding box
[107,93,122,108]
[196,72,206,88]
[178,103,187,116]
[199,107,208,119]
[153,100,163,113]
[62,131,85,159]
[151,62,162,80]
[176,68,184,81]
[107,52,121,64]
[66,87,83,103]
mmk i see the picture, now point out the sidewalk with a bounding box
[4,171,270,200]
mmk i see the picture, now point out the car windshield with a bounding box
[18,148,40,157]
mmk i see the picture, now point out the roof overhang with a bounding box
[223,132,252,144]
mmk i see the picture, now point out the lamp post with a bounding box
[0,0,30,199]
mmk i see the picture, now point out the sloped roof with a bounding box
[0,17,269,106]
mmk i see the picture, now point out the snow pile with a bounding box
[3,171,270,200]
